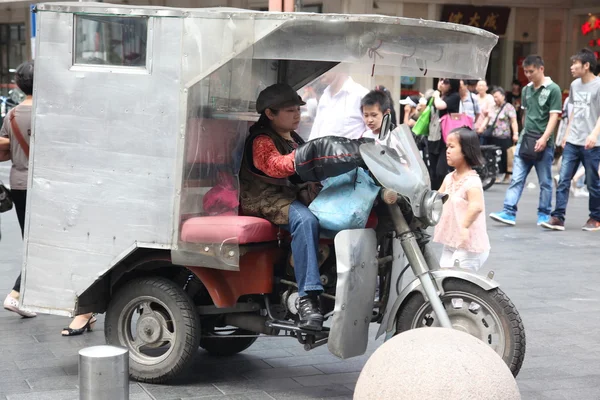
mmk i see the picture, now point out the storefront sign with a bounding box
[441,5,511,35]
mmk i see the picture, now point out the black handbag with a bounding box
[482,103,507,138]
[0,182,13,213]
[518,131,544,162]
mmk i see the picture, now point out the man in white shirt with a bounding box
[309,72,369,140]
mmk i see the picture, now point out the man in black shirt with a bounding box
[505,79,523,130]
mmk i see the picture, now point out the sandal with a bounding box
[62,314,97,337]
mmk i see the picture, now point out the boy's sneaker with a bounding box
[582,218,600,232]
[541,217,565,231]
[489,211,516,226]
[537,214,551,226]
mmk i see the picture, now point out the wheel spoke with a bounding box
[131,335,145,353]
[158,319,175,343]
[139,301,154,317]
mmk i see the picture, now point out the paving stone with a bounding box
[292,372,360,387]
[313,360,366,375]
[0,380,32,396]
[263,355,343,369]
[26,375,78,391]
[0,367,66,384]
[140,383,223,399]
[6,389,79,400]
[213,378,302,394]
[243,366,323,380]
[266,384,353,400]
[14,356,77,370]
[183,392,276,400]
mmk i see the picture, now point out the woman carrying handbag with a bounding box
[477,87,519,184]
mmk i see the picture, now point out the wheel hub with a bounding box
[137,314,163,345]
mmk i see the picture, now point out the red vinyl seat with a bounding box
[181,216,279,244]
[180,212,378,245]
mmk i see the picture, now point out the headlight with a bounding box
[421,191,447,226]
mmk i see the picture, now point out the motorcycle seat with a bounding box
[181,216,279,244]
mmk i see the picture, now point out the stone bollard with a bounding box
[79,345,129,400]
[354,328,520,400]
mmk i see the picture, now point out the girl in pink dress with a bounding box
[433,127,491,272]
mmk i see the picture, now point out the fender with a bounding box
[383,269,499,339]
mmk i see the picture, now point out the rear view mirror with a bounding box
[379,113,391,140]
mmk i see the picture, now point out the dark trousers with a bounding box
[428,141,448,190]
[490,137,514,174]
[10,189,26,292]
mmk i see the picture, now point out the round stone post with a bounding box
[354,328,521,400]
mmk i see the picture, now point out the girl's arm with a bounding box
[460,185,484,246]
[438,179,447,194]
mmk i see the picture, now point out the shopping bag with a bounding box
[308,168,379,231]
[412,98,433,136]
[506,145,516,173]
[440,113,474,142]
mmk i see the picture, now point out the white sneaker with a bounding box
[574,187,590,198]
[3,295,36,318]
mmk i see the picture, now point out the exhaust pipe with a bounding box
[223,313,278,335]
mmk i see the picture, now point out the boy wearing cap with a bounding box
[240,83,324,331]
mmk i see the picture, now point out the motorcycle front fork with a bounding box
[387,204,453,329]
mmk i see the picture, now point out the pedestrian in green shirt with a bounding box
[490,55,562,227]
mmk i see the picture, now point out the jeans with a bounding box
[552,143,600,221]
[503,143,554,217]
[281,201,323,297]
[10,189,26,293]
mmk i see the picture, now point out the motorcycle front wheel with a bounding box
[395,278,525,377]
[478,165,496,191]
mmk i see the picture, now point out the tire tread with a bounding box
[105,276,200,384]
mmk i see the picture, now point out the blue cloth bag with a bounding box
[308,167,380,232]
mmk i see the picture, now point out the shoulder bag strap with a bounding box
[9,112,29,158]
[490,102,507,130]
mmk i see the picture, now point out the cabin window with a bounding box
[74,15,148,68]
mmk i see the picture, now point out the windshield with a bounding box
[359,125,430,202]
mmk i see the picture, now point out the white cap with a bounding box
[399,96,418,108]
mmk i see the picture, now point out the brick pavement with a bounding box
[1,165,599,399]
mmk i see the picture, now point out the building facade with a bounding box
[1,0,598,96]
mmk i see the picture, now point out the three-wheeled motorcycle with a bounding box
[21,2,525,383]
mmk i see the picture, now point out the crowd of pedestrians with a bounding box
[491,50,600,232]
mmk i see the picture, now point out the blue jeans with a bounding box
[281,201,323,297]
[503,143,554,217]
[552,143,600,221]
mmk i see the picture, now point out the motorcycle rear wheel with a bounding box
[395,278,525,377]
